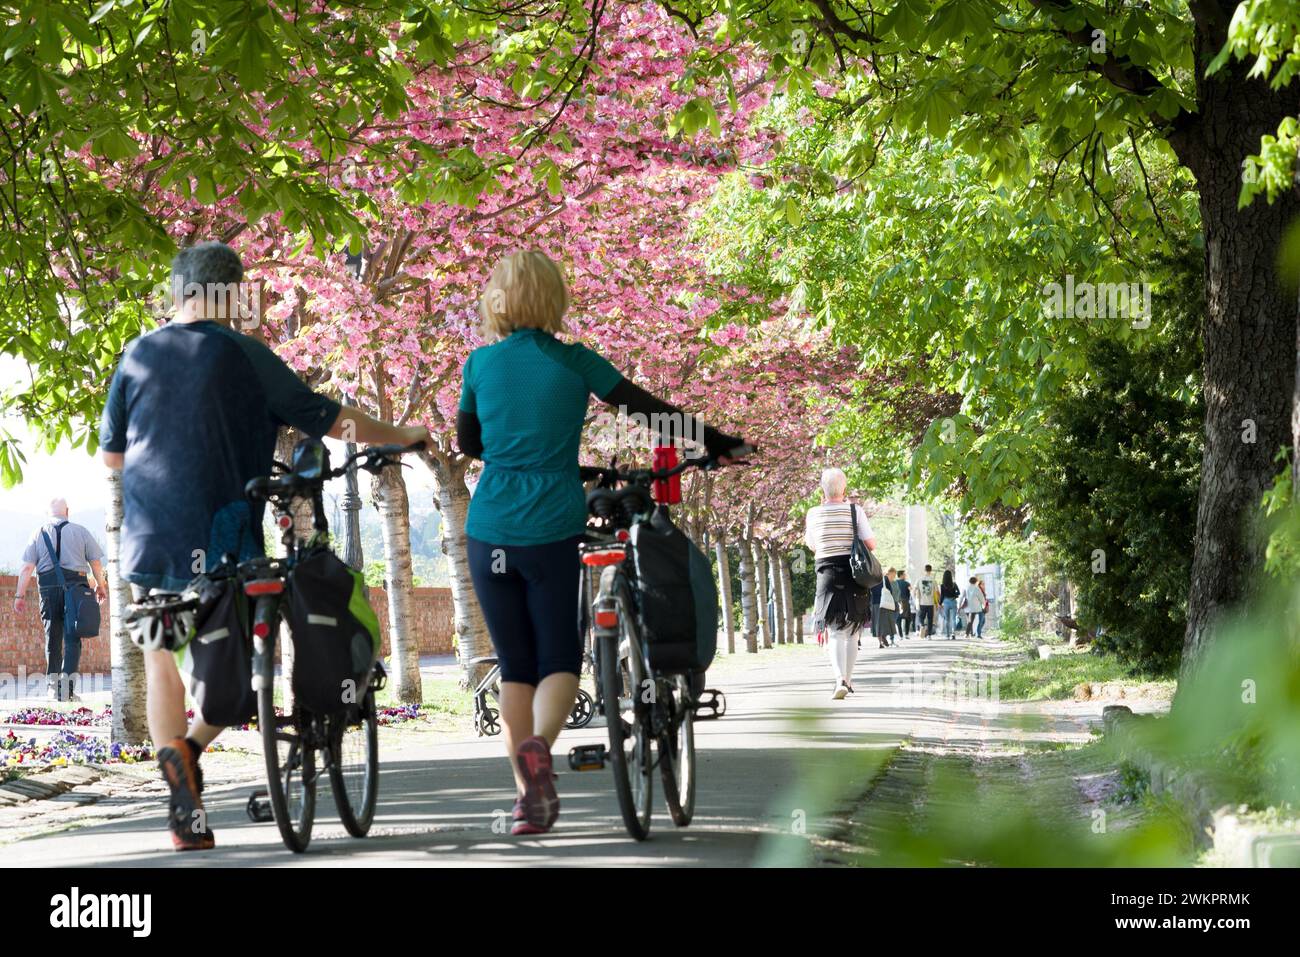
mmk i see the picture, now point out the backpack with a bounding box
[284,548,381,714]
[173,573,258,727]
[39,523,101,639]
[629,507,717,675]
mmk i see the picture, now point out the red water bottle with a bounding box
[652,445,681,504]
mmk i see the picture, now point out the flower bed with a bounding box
[377,704,423,726]
[1,706,110,727]
[2,728,152,771]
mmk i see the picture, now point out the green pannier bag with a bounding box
[285,548,382,715]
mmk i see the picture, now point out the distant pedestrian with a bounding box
[805,468,875,699]
[879,568,899,647]
[940,569,960,639]
[870,578,886,648]
[13,499,108,701]
[917,564,936,638]
[896,570,913,639]
[976,577,990,637]
[961,577,984,637]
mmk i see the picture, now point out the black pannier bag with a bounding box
[175,574,257,727]
[629,507,718,674]
[284,547,382,715]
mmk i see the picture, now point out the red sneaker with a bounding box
[514,735,559,832]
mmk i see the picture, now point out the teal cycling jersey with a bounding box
[459,328,622,546]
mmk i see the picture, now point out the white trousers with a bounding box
[824,625,859,683]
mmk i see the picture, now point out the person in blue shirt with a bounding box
[100,241,428,851]
[457,250,746,835]
[13,500,108,701]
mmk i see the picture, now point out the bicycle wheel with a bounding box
[659,674,696,827]
[327,686,379,837]
[565,687,594,729]
[597,574,653,840]
[255,615,316,852]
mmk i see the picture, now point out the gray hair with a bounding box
[172,241,244,315]
[820,468,848,500]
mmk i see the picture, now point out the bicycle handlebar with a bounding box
[335,441,426,478]
[245,441,426,501]
[581,442,756,486]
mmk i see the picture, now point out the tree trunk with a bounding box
[780,548,797,644]
[1056,577,1072,640]
[738,529,759,655]
[1294,288,1300,498]
[714,529,735,654]
[105,468,146,745]
[371,463,422,703]
[424,451,490,687]
[767,542,787,645]
[1174,24,1300,675]
[754,537,773,649]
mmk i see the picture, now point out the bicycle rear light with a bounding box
[244,579,284,596]
[593,609,619,628]
[581,548,627,567]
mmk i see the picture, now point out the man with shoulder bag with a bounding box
[13,499,108,702]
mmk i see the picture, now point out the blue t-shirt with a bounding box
[99,321,341,590]
[460,328,622,545]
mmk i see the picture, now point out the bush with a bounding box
[1028,256,1203,672]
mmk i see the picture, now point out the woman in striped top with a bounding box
[804,468,877,700]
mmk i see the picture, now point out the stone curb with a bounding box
[0,765,105,805]
[1103,704,1226,847]
[1103,704,1300,865]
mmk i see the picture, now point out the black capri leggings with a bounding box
[466,534,585,686]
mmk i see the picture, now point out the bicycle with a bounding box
[125,439,425,852]
[566,444,751,841]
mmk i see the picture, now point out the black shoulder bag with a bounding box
[39,523,102,639]
[848,504,884,590]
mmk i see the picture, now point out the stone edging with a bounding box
[0,765,103,805]
[1102,704,1300,865]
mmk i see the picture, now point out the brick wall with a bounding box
[369,584,457,658]
[0,576,113,677]
[0,575,456,676]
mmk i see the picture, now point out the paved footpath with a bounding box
[1,636,1110,867]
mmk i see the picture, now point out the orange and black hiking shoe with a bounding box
[157,738,215,851]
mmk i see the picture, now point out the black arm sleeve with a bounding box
[456,409,484,460]
[600,377,742,459]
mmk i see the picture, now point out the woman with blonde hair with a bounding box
[457,250,747,835]
[804,468,876,699]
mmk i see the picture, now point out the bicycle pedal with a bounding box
[246,789,274,823]
[693,688,726,720]
[567,744,607,772]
